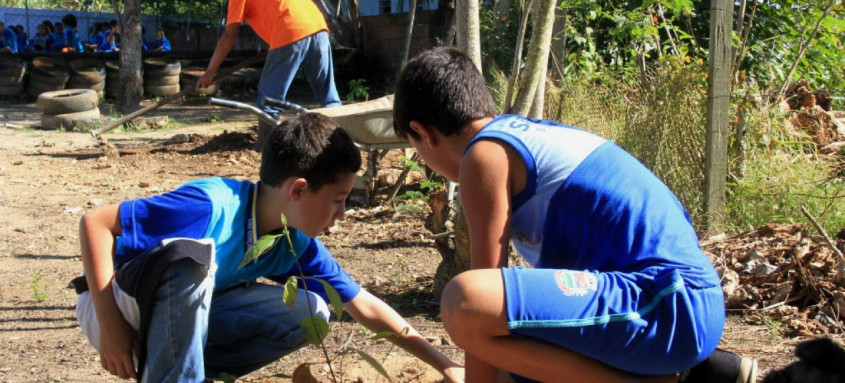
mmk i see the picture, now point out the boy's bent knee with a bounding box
[440,270,507,340]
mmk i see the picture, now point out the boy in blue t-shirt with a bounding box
[150,28,171,52]
[392,47,757,383]
[75,113,464,382]
[0,21,18,53]
[60,14,83,52]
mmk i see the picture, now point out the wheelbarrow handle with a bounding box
[263,98,311,114]
[209,97,278,126]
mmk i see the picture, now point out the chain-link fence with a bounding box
[0,5,267,53]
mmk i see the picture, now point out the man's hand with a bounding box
[196,71,215,90]
[97,315,139,379]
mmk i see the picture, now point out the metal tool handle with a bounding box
[209,97,278,126]
[263,97,311,114]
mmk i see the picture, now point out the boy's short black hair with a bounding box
[393,46,496,140]
[61,14,77,28]
[260,113,362,191]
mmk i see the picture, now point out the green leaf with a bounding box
[239,231,283,270]
[350,348,393,383]
[300,316,329,346]
[283,276,299,309]
[305,277,344,321]
[369,330,397,341]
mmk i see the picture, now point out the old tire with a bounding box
[0,84,24,96]
[68,79,106,92]
[30,57,70,85]
[0,58,26,86]
[144,84,180,97]
[69,58,106,85]
[41,108,101,131]
[37,89,99,114]
[0,58,26,76]
[144,74,179,86]
[27,81,66,98]
[143,59,181,77]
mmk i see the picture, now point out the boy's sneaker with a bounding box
[678,348,758,383]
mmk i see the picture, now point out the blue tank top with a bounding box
[467,115,719,288]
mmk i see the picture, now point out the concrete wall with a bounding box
[360,9,452,76]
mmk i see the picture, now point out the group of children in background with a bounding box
[0,14,170,54]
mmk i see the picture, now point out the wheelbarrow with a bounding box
[209,95,413,204]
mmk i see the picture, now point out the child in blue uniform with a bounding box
[392,46,756,383]
[75,113,464,382]
[150,28,171,52]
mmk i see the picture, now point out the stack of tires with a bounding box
[144,58,181,97]
[105,60,144,99]
[68,59,106,99]
[38,89,101,131]
[28,57,69,98]
[180,69,217,96]
[0,58,26,97]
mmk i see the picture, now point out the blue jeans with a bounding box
[143,260,329,381]
[258,30,341,115]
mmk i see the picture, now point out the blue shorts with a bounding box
[503,266,724,378]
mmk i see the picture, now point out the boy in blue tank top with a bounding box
[74,113,464,382]
[393,46,756,383]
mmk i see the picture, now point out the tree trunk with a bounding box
[504,0,534,112]
[510,0,555,116]
[116,0,143,114]
[550,4,567,80]
[398,0,418,74]
[456,0,482,69]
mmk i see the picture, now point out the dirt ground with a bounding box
[0,95,840,383]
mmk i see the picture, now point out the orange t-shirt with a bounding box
[227,0,328,50]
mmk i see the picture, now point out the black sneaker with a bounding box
[679,348,758,383]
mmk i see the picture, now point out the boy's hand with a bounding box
[98,315,138,379]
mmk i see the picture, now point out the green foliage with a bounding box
[31,274,47,302]
[737,1,845,95]
[300,316,330,346]
[392,156,444,213]
[346,79,370,102]
[724,106,845,235]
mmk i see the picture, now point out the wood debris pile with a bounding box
[783,80,845,146]
[702,223,845,336]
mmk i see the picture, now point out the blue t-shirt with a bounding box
[50,31,66,50]
[63,29,83,52]
[151,37,170,52]
[467,115,720,288]
[1,28,18,53]
[117,177,361,303]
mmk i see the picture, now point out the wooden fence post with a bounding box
[704,0,733,234]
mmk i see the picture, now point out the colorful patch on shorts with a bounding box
[554,270,597,297]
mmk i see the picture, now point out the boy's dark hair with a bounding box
[41,20,54,33]
[393,46,496,140]
[61,14,77,28]
[260,113,361,191]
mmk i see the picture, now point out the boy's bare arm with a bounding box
[79,204,138,379]
[344,290,465,383]
[459,140,515,269]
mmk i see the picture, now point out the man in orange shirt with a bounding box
[199,0,341,146]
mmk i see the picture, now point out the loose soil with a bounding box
[0,96,841,382]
